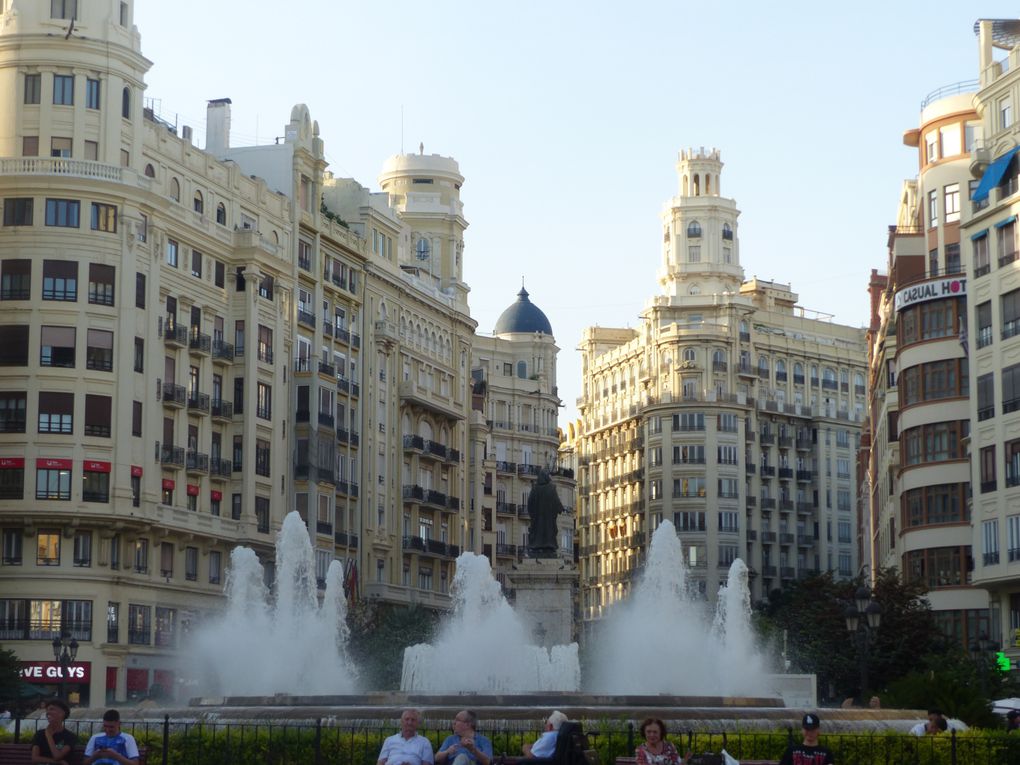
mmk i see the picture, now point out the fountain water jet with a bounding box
[401,552,580,691]
[587,520,771,696]
[185,512,358,696]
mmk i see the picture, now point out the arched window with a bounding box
[758,355,769,374]
[794,362,804,382]
[823,367,837,384]
[216,202,226,225]
[854,372,865,390]
[687,220,702,238]
[122,87,131,119]
[193,191,204,214]
[517,360,527,379]
[682,348,697,363]
[775,359,787,379]
[144,163,155,178]
[739,320,749,336]
[693,174,700,196]
[712,349,726,366]
[688,284,700,295]
[419,420,433,441]
[169,177,180,202]
[722,223,733,241]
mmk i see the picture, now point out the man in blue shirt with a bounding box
[436,710,492,765]
[524,711,567,759]
[83,709,139,765]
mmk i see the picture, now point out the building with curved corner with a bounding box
[576,148,867,624]
[862,82,987,645]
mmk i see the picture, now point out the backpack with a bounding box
[554,722,599,765]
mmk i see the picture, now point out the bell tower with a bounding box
[658,147,743,299]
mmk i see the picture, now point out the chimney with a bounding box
[182,125,193,144]
[205,98,232,156]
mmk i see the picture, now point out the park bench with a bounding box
[0,743,148,765]
[616,754,778,765]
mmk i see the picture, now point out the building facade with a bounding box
[0,0,577,704]
[962,18,1020,663]
[576,149,868,627]
[862,85,988,645]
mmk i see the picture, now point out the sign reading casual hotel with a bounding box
[20,661,91,683]
[894,276,966,312]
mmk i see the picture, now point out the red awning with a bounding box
[0,457,25,469]
[131,465,143,477]
[83,460,111,473]
[210,490,222,501]
[186,484,199,497]
[161,478,175,490]
[36,458,72,470]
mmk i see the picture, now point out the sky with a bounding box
[134,1,1016,425]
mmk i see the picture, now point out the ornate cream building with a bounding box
[0,0,573,704]
[861,83,987,646]
[576,149,868,625]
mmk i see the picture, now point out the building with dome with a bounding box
[575,148,868,624]
[468,286,575,599]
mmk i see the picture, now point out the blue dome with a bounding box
[494,286,553,336]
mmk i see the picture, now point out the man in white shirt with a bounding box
[523,711,567,759]
[378,709,435,765]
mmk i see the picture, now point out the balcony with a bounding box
[161,382,186,407]
[318,360,336,378]
[186,450,209,474]
[210,458,233,479]
[761,531,777,542]
[796,501,814,513]
[778,436,793,448]
[187,392,210,414]
[496,543,518,557]
[496,501,518,515]
[759,432,775,445]
[424,440,448,460]
[189,331,211,355]
[322,321,334,337]
[211,399,233,420]
[778,467,793,480]
[795,437,812,450]
[398,380,464,421]
[779,499,794,511]
[297,308,316,328]
[779,533,795,545]
[760,498,776,509]
[780,567,795,579]
[160,444,185,467]
[495,460,517,474]
[163,321,188,347]
[318,411,335,429]
[295,358,313,375]
[403,434,424,452]
[334,531,359,548]
[212,339,235,363]
[797,534,814,547]
[761,565,777,577]
[796,470,813,482]
[760,466,775,477]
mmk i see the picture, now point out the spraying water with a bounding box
[588,520,770,695]
[400,552,580,691]
[186,512,358,696]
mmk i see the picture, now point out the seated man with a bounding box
[523,711,567,759]
[378,709,435,765]
[436,710,492,765]
[83,709,139,765]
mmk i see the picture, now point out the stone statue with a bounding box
[527,470,562,557]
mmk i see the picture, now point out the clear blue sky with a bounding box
[135,2,1015,425]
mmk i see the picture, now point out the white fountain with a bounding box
[185,512,358,696]
[588,519,771,696]
[400,552,580,691]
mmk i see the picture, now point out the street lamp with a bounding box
[50,632,78,701]
[844,584,882,701]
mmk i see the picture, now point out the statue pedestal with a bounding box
[509,557,578,648]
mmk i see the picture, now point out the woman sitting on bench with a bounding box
[635,718,689,765]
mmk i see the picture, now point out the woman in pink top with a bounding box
[634,719,690,765]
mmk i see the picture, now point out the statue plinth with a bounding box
[509,557,578,649]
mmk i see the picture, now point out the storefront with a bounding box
[19,661,91,707]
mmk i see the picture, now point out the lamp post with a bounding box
[844,584,882,701]
[969,633,999,699]
[50,632,78,701]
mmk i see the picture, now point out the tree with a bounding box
[757,568,946,703]
[347,601,438,690]
[0,644,26,711]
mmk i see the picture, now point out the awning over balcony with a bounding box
[972,146,1020,202]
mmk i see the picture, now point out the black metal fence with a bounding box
[6,718,1020,765]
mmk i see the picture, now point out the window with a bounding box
[122,87,130,119]
[36,464,71,500]
[998,220,1016,267]
[214,261,225,288]
[687,220,701,237]
[128,604,150,644]
[0,392,26,433]
[38,392,73,434]
[901,484,967,527]
[981,446,997,493]
[944,184,960,223]
[40,325,76,367]
[50,0,77,19]
[84,140,97,160]
[1002,97,1014,130]
[133,539,149,574]
[234,377,244,415]
[978,373,995,421]
[191,249,202,278]
[0,325,29,366]
[927,189,937,227]
[1004,289,1020,339]
[2,529,22,565]
[169,178,180,202]
[135,272,146,308]
[90,203,117,232]
[163,240,180,270]
[52,74,73,105]
[673,445,705,464]
[1004,363,1020,414]
[256,382,271,419]
[37,531,60,565]
[4,198,33,227]
[22,136,38,156]
[672,477,706,498]
[672,412,705,431]
[45,198,79,228]
[185,547,198,581]
[88,264,115,306]
[84,394,111,437]
[255,496,270,533]
[983,520,1000,566]
[977,301,993,349]
[255,439,270,477]
[258,275,274,300]
[85,78,99,109]
[1,259,30,300]
[85,329,113,371]
[234,320,245,357]
[257,325,273,363]
[687,245,701,263]
[24,73,40,104]
[42,260,77,301]
[133,337,144,373]
[216,203,226,226]
[82,463,109,502]
[207,549,223,584]
[131,400,142,437]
